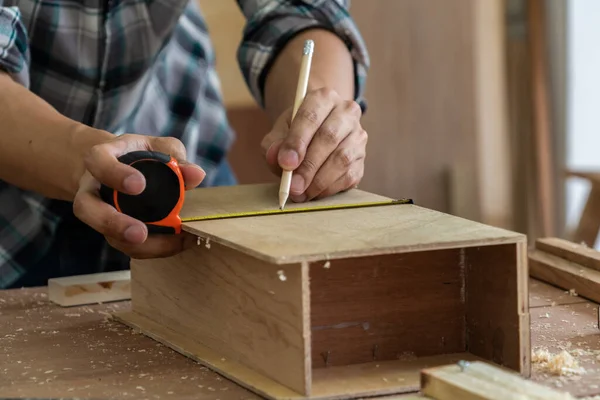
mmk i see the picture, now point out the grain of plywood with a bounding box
[181,184,525,264]
[128,242,310,395]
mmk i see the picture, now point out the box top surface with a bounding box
[181,183,525,264]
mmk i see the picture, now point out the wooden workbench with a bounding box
[2,279,600,399]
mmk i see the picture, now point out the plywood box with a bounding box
[114,183,530,399]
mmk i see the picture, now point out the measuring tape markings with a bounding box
[181,198,414,223]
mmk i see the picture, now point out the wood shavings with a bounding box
[568,288,578,297]
[277,270,287,281]
[532,348,586,376]
[540,313,550,319]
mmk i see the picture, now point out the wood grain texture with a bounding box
[129,241,310,395]
[464,243,530,376]
[421,361,573,400]
[529,249,600,304]
[47,271,130,307]
[179,183,393,220]
[536,237,600,272]
[181,184,524,264]
[310,249,466,368]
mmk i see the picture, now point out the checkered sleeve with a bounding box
[235,0,370,111]
[0,6,30,88]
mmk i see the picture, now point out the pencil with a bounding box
[279,39,314,210]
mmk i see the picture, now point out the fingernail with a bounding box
[124,225,146,243]
[123,174,145,194]
[280,149,299,169]
[291,174,305,194]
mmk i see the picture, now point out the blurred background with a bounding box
[200,0,600,249]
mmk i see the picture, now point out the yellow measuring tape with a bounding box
[181,198,414,222]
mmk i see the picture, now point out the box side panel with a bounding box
[130,242,309,395]
[309,249,466,368]
[465,241,530,376]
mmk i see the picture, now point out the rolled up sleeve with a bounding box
[236,0,370,111]
[0,6,30,88]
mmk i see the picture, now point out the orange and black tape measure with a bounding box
[99,151,185,234]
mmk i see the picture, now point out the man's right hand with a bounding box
[72,134,206,259]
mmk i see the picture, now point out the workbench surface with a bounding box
[2,280,600,399]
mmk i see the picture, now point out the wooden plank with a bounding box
[127,241,310,395]
[47,271,130,307]
[529,249,600,304]
[181,184,525,265]
[421,361,574,399]
[310,249,466,368]
[179,183,393,220]
[536,237,600,272]
[464,243,531,376]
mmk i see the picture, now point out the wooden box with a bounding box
[114,183,530,399]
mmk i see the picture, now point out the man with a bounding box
[0,0,369,288]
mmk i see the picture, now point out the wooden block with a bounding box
[420,361,573,400]
[114,183,529,400]
[535,237,600,272]
[529,248,600,304]
[48,271,130,307]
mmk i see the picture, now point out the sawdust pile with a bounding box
[532,348,586,376]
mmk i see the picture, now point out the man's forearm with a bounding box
[263,28,356,122]
[0,72,112,201]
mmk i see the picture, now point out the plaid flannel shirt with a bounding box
[0,0,369,288]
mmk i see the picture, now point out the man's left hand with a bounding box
[262,87,367,202]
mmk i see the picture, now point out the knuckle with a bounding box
[284,137,309,154]
[319,124,340,144]
[344,170,357,187]
[300,108,319,125]
[336,148,354,168]
[312,176,327,193]
[345,100,362,116]
[359,128,369,143]
[102,210,122,237]
[317,87,337,100]
[84,144,102,168]
[300,157,318,174]
[72,195,85,218]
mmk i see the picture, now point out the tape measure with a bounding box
[99,150,185,234]
[181,198,413,222]
[100,151,413,234]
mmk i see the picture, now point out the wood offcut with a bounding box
[529,237,600,304]
[48,270,131,307]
